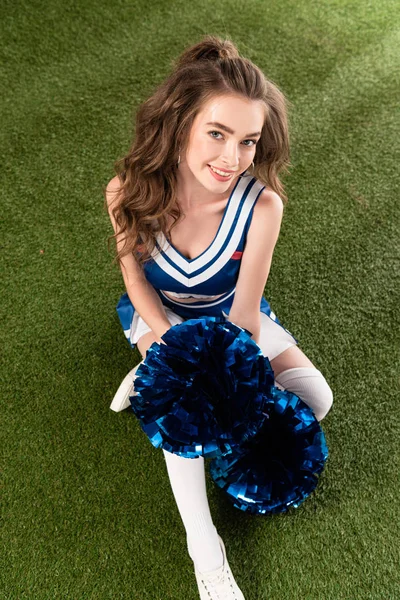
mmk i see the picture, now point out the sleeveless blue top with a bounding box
[116,172,298,346]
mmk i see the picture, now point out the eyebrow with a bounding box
[206,121,262,137]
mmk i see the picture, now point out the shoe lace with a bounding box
[201,568,236,599]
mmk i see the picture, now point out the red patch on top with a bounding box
[231,251,243,260]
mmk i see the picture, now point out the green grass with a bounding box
[1,0,399,598]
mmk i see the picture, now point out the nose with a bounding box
[221,141,240,169]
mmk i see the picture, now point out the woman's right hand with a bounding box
[155,324,171,345]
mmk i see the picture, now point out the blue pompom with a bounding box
[130,316,275,459]
[209,387,329,514]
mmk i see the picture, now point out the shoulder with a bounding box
[105,175,124,210]
[248,187,284,235]
[106,174,124,195]
[253,187,284,217]
[106,175,121,192]
[242,187,284,256]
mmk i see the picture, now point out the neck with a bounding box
[175,165,237,211]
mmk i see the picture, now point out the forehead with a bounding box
[194,94,265,130]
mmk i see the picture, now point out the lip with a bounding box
[208,165,234,182]
[208,165,237,173]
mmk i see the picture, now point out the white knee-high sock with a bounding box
[274,367,333,421]
[162,449,223,572]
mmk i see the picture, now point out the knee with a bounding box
[274,367,333,422]
[312,378,333,421]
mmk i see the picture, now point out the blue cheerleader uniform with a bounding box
[116,171,299,360]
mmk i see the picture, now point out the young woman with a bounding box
[104,35,333,600]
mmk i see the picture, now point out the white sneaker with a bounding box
[109,361,143,412]
[189,534,246,600]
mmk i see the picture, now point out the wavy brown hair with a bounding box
[103,34,293,272]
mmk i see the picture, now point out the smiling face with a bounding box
[177,94,266,204]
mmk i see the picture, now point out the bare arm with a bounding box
[228,189,284,345]
[106,176,172,343]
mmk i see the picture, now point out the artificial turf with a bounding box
[1,0,399,598]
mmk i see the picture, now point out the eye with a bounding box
[208,130,257,147]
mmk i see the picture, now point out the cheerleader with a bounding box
[104,35,333,600]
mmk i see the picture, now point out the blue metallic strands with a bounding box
[129,315,329,513]
[129,316,275,459]
[209,389,329,515]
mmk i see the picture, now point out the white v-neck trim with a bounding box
[150,175,265,285]
[159,176,241,264]
[154,174,254,274]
